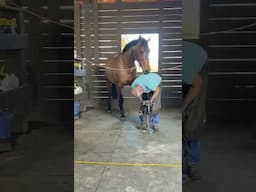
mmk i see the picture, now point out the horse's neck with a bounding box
[122,48,136,68]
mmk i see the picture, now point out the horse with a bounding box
[105,36,150,121]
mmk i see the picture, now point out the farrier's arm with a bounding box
[183,72,203,109]
[151,86,160,103]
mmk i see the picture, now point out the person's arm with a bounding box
[145,73,161,103]
[151,86,160,103]
[183,72,203,109]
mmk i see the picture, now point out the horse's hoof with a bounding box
[107,109,111,113]
[121,117,126,122]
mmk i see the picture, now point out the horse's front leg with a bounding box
[117,86,126,121]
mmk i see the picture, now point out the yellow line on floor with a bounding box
[75,160,181,168]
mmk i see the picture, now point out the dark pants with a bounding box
[182,84,201,169]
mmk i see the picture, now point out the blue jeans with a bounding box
[183,140,200,167]
[152,114,159,126]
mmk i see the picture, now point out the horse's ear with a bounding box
[138,35,142,39]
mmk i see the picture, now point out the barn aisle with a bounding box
[74,108,182,192]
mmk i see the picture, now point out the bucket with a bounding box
[0,111,13,139]
[74,102,80,116]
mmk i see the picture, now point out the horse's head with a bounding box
[134,36,151,73]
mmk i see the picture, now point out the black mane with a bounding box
[122,39,138,53]
[122,37,148,53]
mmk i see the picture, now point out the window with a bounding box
[121,33,159,72]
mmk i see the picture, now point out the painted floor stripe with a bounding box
[75,160,181,168]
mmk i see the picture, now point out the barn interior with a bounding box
[73,0,183,191]
[0,0,74,191]
[183,0,256,191]
[0,0,255,192]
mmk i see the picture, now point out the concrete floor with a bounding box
[74,108,182,192]
[0,124,73,192]
[183,122,256,192]
[1,109,255,192]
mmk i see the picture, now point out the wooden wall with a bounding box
[16,0,256,122]
[21,0,73,123]
[202,0,256,122]
[77,0,183,108]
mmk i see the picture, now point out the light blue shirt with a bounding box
[131,73,161,93]
[182,41,207,84]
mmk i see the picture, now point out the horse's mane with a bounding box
[122,39,138,53]
[122,37,149,53]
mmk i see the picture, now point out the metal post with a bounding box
[82,2,93,108]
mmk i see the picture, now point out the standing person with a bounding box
[131,72,161,132]
[182,41,208,183]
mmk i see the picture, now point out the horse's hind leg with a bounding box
[117,87,126,121]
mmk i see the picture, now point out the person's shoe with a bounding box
[152,125,159,132]
[148,127,155,134]
[188,165,202,181]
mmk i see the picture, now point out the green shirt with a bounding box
[131,73,161,93]
[182,41,207,84]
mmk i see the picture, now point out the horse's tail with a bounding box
[111,83,117,99]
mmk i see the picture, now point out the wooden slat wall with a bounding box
[205,0,256,121]
[81,0,183,107]
[21,0,73,123]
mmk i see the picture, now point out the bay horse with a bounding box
[105,36,150,121]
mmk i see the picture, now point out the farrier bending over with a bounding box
[131,72,162,131]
